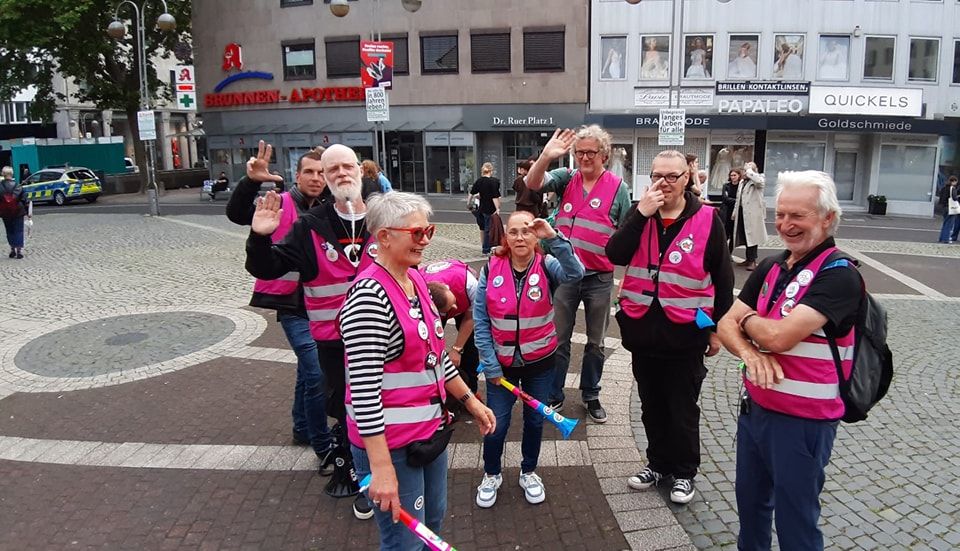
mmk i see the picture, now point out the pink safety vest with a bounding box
[746,247,855,420]
[420,259,473,321]
[554,170,621,272]
[619,206,716,324]
[302,233,377,341]
[252,192,300,295]
[345,263,447,450]
[485,254,558,367]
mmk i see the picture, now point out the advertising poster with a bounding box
[360,40,394,89]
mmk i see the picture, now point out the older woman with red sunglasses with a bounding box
[339,191,496,551]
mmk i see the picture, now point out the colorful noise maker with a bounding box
[359,474,458,551]
[494,377,579,439]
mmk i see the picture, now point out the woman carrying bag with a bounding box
[938,175,959,243]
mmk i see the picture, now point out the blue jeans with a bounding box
[352,445,448,551]
[480,212,492,253]
[549,272,614,403]
[938,213,958,243]
[736,402,838,551]
[278,313,331,454]
[483,365,554,475]
[3,216,24,248]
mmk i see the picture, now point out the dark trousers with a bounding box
[736,210,758,262]
[3,216,24,248]
[736,401,838,551]
[631,352,707,479]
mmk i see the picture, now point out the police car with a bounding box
[21,167,103,206]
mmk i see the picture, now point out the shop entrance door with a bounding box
[387,131,425,193]
[834,151,857,201]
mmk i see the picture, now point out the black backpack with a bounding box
[824,255,894,423]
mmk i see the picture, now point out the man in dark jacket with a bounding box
[226,143,332,465]
[1,166,30,259]
[606,150,734,505]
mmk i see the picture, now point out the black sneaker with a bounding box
[627,466,663,490]
[585,399,607,423]
[317,445,337,476]
[8,250,14,258]
[670,478,695,504]
[547,400,563,413]
[353,494,374,520]
[292,430,310,446]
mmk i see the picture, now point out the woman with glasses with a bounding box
[339,192,496,551]
[473,210,584,509]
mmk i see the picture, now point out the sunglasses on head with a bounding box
[387,224,436,241]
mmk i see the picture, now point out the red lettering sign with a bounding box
[203,87,364,108]
[222,43,243,72]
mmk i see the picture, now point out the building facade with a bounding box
[193,0,589,194]
[590,0,960,216]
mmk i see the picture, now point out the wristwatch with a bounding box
[451,345,464,354]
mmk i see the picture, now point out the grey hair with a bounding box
[1,166,12,179]
[653,150,687,164]
[775,170,843,235]
[366,191,433,234]
[575,124,612,157]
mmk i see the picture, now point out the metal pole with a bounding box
[138,2,160,216]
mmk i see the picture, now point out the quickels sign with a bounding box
[809,86,923,117]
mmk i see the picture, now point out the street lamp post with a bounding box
[107,1,176,217]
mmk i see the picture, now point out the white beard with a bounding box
[330,179,361,202]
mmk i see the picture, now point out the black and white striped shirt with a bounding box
[340,278,458,437]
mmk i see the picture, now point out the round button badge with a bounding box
[668,251,683,264]
[528,273,540,286]
[417,321,429,340]
[797,269,814,286]
[562,203,573,213]
[785,282,800,299]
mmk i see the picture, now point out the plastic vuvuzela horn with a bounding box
[359,474,458,551]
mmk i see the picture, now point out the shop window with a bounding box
[817,35,850,81]
[383,34,409,75]
[954,40,960,84]
[609,144,634,193]
[772,34,804,80]
[282,40,316,80]
[471,30,510,73]
[683,35,715,80]
[523,27,564,72]
[636,137,707,182]
[325,36,360,79]
[863,36,895,80]
[726,34,759,80]
[877,145,937,201]
[640,35,671,81]
[908,38,939,82]
[421,34,459,74]
[599,36,626,81]
[707,144,754,199]
[763,142,825,197]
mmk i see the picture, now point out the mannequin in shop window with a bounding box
[709,148,732,197]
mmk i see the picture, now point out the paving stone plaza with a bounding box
[1,210,958,550]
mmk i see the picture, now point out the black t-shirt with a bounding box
[470,176,501,215]
[738,238,861,336]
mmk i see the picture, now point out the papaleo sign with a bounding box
[658,108,686,146]
[365,87,390,122]
[137,110,157,141]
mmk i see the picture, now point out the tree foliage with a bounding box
[0,0,192,121]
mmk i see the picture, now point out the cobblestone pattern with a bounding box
[636,299,960,550]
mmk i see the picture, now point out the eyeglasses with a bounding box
[387,224,436,241]
[574,150,600,160]
[506,228,535,238]
[650,172,688,184]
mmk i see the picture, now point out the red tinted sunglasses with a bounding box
[387,224,436,241]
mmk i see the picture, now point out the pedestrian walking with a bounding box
[525,126,632,422]
[721,169,744,252]
[718,170,862,550]
[468,162,501,255]
[338,192,495,551]
[1,166,30,259]
[513,159,546,218]
[732,161,768,270]
[472,210,584,509]
[607,150,734,505]
[937,175,958,243]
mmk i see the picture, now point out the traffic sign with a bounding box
[658,108,686,146]
[137,110,157,141]
[365,87,390,122]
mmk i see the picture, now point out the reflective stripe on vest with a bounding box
[252,192,300,296]
[485,254,558,366]
[619,206,716,323]
[302,232,376,341]
[746,246,855,420]
[554,170,621,272]
[345,264,447,450]
[303,281,353,298]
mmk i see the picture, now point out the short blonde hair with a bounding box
[1,166,12,179]
[481,162,494,176]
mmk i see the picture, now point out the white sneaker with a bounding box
[476,473,502,508]
[519,471,546,504]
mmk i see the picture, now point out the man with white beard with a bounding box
[246,143,377,520]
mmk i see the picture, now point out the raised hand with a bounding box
[636,186,665,217]
[540,128,576,160]
[251,190,283,236]
[246,140,284,183]
[526,218,557,240]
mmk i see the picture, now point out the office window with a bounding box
[280,0,312,6]
[0,103,6,124]
[726,34,759,80]
[11,102,29,123]
[684,35,715,79]
[421,34,459,74]
[599,36,626,80]
[524,27,565,72]
[908,38,939,82]
[954,40,960,84]
[864,36,895,80]
[384,34,409,75]
[772,34,804,80]
[325,36,361,78]
[282,40,316,80]
[471,30,511,73]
